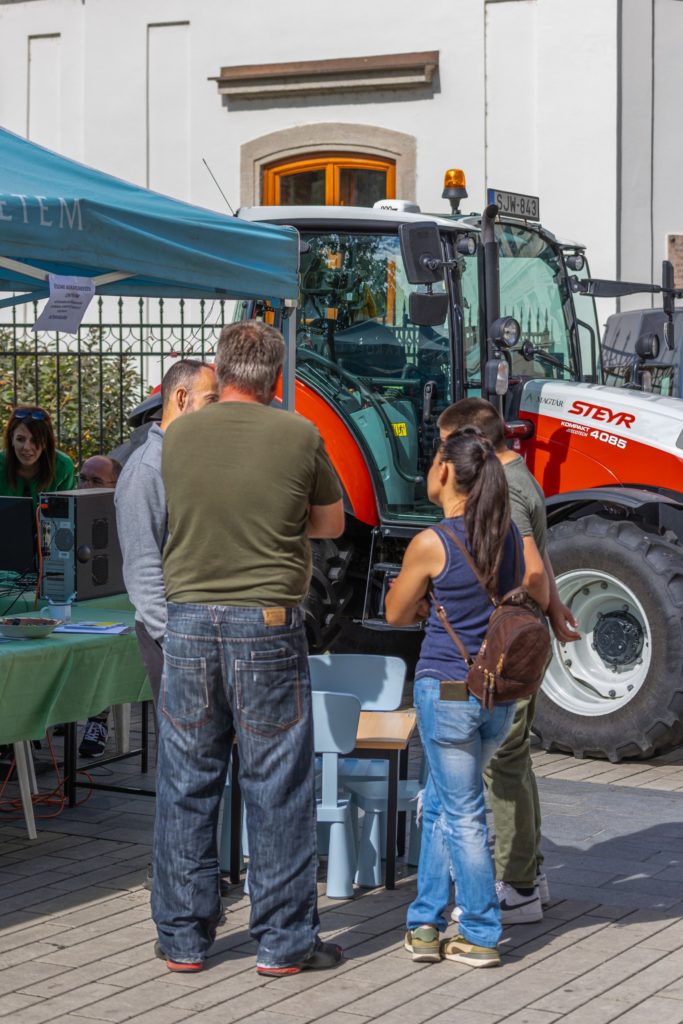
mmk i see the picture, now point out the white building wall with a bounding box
[485,0,538,198]
[619,0,654,311]
[651,0,683,290]
[0,0,486,210]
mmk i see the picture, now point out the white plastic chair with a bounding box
[313,689,361,899]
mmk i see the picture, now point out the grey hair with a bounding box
[215,321,285,402]
[161,359,210,410]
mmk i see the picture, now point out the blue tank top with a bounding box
[416,516,523,683]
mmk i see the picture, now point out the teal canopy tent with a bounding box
[0,126,299,309]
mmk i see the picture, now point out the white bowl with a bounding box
[0,617,63,640]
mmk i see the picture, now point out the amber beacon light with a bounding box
[442,168,468,213]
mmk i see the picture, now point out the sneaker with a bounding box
[153,940,203,973]
[536,871,551,906]
[495,880,543,924]
[256,940,343,977]
[440,934,500,968]
[404,926,441,963]
[143,864,153,892]
[78,718,108,758]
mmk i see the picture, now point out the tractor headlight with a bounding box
[491,316,521,349]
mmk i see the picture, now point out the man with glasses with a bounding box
[115,359,218,889]
[78,455,122,489]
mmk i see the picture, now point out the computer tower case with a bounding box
[39,488,124,602]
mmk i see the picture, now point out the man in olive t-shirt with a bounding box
[152,321,344,978]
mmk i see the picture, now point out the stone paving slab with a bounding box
[1,734,683,1022]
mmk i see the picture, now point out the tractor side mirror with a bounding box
[409,291,449,326]
[485,358,509,396]
[399,222,445,285]
[664,320,675,350]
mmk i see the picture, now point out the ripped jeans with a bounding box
[406,676,515,949]
[152,602,319,967]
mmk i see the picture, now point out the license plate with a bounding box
[487,188,540,221]
[392,422,407,437]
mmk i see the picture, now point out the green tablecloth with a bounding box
[0,603,150,744]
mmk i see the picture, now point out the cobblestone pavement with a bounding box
[1,731,682,1024]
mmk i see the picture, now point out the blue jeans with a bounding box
[407,677,515,949]
[152,602,319,967]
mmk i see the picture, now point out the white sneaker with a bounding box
[495,880,543,924]
[536,872,551,906]
[451,878,545,925]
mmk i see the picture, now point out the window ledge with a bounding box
[210,51,439,100]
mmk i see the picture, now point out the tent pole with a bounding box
[282,299,297,411]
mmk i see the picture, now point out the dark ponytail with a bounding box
[440,427,510,592]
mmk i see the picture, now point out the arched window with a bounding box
[262,153,396,207]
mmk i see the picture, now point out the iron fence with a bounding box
[0,296,229,465]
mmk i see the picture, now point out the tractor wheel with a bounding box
[533,516,683,762]
[303,539,354,654]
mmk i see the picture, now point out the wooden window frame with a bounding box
[262,153,396,206]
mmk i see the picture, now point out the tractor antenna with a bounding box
[202,158,235,215]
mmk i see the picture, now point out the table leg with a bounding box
[141,701,149,774]
[13,743,37,840]
[397,746,409,857]
[385,750,398,890]
[229,745,242,885]
[64,722,77,807]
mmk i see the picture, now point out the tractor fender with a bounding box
[545,485,683,540]
[290,378,380,527]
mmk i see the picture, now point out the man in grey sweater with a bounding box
[115,360,218,706]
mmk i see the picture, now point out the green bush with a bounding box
[0,328,141,465]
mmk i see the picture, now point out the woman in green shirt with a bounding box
[0,405,75,507]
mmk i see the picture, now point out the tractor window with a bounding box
[296,230,453,519]
[571,260,602,382]
[460,225,580,390]
[497,224,577,380]
[461,254,482,392]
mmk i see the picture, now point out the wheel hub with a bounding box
[592,610,644,669]
[543,568,652,716]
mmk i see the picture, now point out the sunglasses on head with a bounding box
[14,409,47,422]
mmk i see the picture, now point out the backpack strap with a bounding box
[429,589,474,669]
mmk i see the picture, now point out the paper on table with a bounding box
[53,622,129,635]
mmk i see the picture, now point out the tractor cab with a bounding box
[238,205,471,524]
[237,183,601,530]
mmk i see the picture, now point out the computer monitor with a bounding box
[0,496,36,575]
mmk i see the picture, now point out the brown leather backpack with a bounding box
[431,525,551,711]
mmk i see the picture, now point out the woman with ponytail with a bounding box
[386,427,522,969]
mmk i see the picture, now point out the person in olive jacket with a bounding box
[0,405,74,507]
